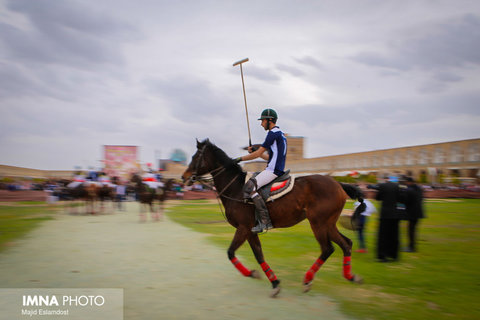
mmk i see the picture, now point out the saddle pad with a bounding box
[245,172,295,202]
[266,175,295,202]
[270,180,288,192]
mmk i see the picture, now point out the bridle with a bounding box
[186,145,210,183]
[187,145,243,202]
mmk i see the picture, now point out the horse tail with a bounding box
[339,183,366,230]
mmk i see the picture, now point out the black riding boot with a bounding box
[251,196,273,233]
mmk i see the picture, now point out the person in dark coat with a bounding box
[373,177,403,262]
[404,177,425,252]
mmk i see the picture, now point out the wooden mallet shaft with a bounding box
[232,58,252,146]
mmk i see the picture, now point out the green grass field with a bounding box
[0,203,58,253]
[166,199,480,320]
[1,199,478,319]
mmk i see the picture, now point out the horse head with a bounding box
[164,178,175,190]
[130,173,142,185]
[182,138,245,186]
[182,138,217,185]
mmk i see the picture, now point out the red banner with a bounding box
[103,146,139,181]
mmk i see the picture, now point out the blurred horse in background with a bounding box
[96,183,116,214]
[130,173,174,222]
[63,173,117,215]
[94,175,119,214]
[66,183,99,215]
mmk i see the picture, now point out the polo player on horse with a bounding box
[234,108,287,233]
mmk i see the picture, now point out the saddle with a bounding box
[246,170,295,203]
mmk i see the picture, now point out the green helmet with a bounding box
[258,108,278,122]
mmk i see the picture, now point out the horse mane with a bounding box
[202,139,245,176]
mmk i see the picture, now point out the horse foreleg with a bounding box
[152,205,159,221]
[227,229,257,278]
[149,199,159,221]
[86,200,93,215]
[247,233,281,298]
[110,198,116,214]
[157,200,164,221]
[68,200,77,215]
[139,202,146,222]
[304,224,335,292]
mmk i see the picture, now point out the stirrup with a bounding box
[251,222,263,233]
[251,222,273,233]
[251,224,265,233]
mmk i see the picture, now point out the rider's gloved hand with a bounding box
[248,145,259,153]
[232,157,242,163]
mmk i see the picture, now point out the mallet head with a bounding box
[233,58,249,66]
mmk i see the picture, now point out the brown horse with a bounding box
[182,139,365,297]
[67,183,99,214]
[130,174,174,221]
[96,184,116,213]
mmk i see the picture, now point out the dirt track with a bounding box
[0,190,219,202]
[0,201,350,319]
[0,190,49,202]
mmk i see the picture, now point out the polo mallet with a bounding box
[233,58,252,147]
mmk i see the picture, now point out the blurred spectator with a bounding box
[193,183,204,191]
[173,183,184,199]
[86,168,99,181]
[374,177,404,262]
[404,177,425,252]
[116,182,126,211]
[354,198,376,253]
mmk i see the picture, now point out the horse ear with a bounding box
[197,138,210,149]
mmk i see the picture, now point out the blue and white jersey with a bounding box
[261,126,287,176]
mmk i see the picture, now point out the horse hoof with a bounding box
[303,282,312,293]
[350,274,363,284]
[250,270,262,279]
[270,286,281,298]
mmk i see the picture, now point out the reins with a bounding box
[188,144,249,222]
[191,168,244,203]
[191,169,243,223]
[189,145,245,203]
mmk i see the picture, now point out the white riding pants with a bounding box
[252,170,278,198]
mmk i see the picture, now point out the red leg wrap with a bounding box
[260,262,278,282]
[343,256,354,280]
[230,257,252,277]
[304,258,325,284]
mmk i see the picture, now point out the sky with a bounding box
[0,0,479,170]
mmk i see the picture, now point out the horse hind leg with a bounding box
[157,197,165,221]
[303,224,335,293]
[330,228,363,284]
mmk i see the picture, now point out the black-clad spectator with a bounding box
[403,177,425,252]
